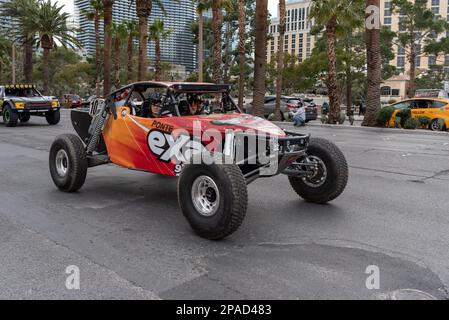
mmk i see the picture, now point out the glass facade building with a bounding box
[74,0,196,72]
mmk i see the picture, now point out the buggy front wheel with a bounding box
[178,164,248,240]
[289,138,348,204]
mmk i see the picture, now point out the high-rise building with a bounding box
[0,0,13,28]
[267,0,316,64]
[74,0,196,73]
[380,0,449,75]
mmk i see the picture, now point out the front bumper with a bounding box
[276,131,310,174]
[13,107,60,114]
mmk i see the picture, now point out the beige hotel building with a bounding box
[268,0,449,100]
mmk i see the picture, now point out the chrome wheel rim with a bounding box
[302,156,328,188]
[4,110,10,122]
[55,149,69,177]
[191,175,220,217]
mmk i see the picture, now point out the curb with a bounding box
[274,121,449,137]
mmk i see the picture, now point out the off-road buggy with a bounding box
[0,84,61,127]
[49,82,348,240]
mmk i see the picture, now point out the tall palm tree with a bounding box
[149,19,171,81]
[112,22,128,89]
[211,0,223,83]
[136,0,151,81]
[125,20,138,83]
[27,0,79,94]
[310,0,361,124]
[81,0,104,96]
[273,0,286,121]
[103,0,114,96]
[362,0,381,127]
[196,0,210,82]
[0,33,12,84]
[252,0,268,117]
[134,0,166,81]
[237,0,246,109]
[2,0,38,83]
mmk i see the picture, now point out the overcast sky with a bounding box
[53,0,279,17]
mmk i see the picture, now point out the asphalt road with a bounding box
[0,110,448,300]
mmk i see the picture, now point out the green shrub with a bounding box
[396,109,411,127]
[417,116,431,127]
[376,106,396,127]
[404,117,419,130]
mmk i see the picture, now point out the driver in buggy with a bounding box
[146,94,162,118]
[179,94,203,116]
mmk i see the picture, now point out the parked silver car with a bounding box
[244,96,318,122]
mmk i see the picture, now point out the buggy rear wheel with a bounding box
[49,134,88,192]
[178,164,248,240]
[289,138,348,204]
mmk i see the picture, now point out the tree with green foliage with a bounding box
[112,22,128,89]
[2,0,39,83]
[81,0,104,96]
[25,0,80,94]
[149,19,171,81]
[102,0,114,95]
[415,65,446,90]
[0,32,12,83]
[310,0,365,124]
[134,0,167,81]
[391,0,449,97]
[125,20,138,83]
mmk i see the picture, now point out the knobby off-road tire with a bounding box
[49,134,88,192]
[3,105,19,127]
[46,110,61,125]
[178,164,248,240]
[289,138,348,204]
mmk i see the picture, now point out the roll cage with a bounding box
[106,82,240,119]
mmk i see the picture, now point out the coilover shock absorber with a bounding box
[86,96,116,155]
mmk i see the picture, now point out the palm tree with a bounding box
[134,0,166,81]
[237,0,246,109]
[274,0,286,121]
[196,0,210,82]
[28,0,80,94]
[362,0,381,127]
[0,33,12,84]
[310,0,361,124]
[112,22,128,89]
[211,0,223,83]
[149,19,171,81]
[125,20,138,83]
[103,0,114,96]
[2,0,38,83]
[252,0,268,117]
[81,0,104,96]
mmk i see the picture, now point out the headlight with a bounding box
[15,102,25,109]
[52,101,59,108]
